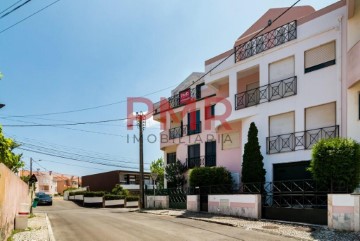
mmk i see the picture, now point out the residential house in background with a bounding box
[19,170,81,195]
[154,0,360,187]
[54,174,81,195]
[82,170,152,193]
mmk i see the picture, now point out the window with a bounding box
[305,41,336,73]
[196,83,205,99]
[205,105,215,120]
[269,56,295,83]
[305,102,336,130]
[269,111,295,136]
[222,132,240,150]
[187,144,201,168]
[187,110,201,135]
[167,152,176,164]
[205,141,216,167]
[268,112,295,154]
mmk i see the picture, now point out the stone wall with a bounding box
[208,194,261,219]
[328,194,360,231]
[0,164,30,240]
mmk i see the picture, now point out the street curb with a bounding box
[45,213,56,241]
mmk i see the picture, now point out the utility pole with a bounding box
[137,112,145,209]
[30,157,33,176]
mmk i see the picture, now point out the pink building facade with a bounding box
[153,73,242,187]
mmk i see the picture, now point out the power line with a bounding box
[1,117,133,137]
[0,0,61,35]
[40,159,106,171]
[18,141,150,165]
[2,117,129,127]
[17,147,145,170]
[3,84,177,118]
[7,134,139,161]
[0,0,24,15]
[0,0,32,19]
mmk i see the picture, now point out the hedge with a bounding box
[104,194,126,200]
[309,138,360,192]
[189,166,233,188]
[83,191,105,197]
[126,196,139,202]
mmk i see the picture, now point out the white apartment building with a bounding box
[204,2,349,182]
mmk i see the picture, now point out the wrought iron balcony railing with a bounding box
[186,155,216,169]
[169,126,183,140]
[235,76,297,110]
[153,88,198,115]
[187,156,202,169]
[266,125,339,154]
[187,121,201,135]
[235,21,297,62]
[205,154,216,167]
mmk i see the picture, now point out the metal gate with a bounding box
[259,180,351,225]
[168,188,186,209]
[262,180,328,225]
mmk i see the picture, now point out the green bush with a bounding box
[126,196,139,202]
[104,194,125,200]
[189,167,232,187]
[309,138,360,192]
[83,191,105,197]
[111,184,130,196]
[69,192,75,196]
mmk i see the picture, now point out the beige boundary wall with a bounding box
[187,195,200,212]
[145,196,169,209]
[328,194,360,231]
[208,194,261,219]
[0,164,30,240]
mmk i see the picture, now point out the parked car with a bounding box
[37,193,53,205]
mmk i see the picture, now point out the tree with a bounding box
[308,138,360,192]
[241,122,266,183]
[111,184,129,196]
[150,157,164,189]
[165,160,187,188]
[0,126,24,172]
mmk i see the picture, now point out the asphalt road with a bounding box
[36,198,296,241]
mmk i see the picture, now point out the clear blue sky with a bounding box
[0,0,339,177]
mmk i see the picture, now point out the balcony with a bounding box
[153,88,198,115]
[266,125,339,154]
[235,76,297,110]
[186,155,216,169]
[235,21,297,63]
[169,126,182,140]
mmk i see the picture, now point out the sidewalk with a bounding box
[141,209,360,241]
[10,213,54,241]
